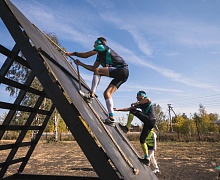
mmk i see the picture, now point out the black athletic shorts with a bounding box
[108,66,129,89]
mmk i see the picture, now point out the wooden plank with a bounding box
[18,105,55,173]
[0,77,47,97]
[0,102,51,115]
[0,125,41,131]
[0,142,32,151]
[0,44,30,69]
[0,1,120,179]
[0,71,35,139]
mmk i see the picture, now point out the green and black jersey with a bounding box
[136,101,156,120]
[94,44,127,68]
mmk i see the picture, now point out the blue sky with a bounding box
[1,0,220,124]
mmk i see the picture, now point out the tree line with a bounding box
[1,33,219,142]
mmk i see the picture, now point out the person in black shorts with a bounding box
[114,91,156,165]
[66,37,129,126]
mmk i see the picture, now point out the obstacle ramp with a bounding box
[0,0,158,179]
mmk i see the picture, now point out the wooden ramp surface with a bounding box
[0,0,158,179]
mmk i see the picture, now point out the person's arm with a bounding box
[66,50,97,58]
[114,104,138,111]
[74,60,100,72]
[114,97,149,111]
[114,107,131,111]
[130,97,151,107]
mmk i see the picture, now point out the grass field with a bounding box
[1,141,220,179]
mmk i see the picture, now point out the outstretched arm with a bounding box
[114,107,130,111]
[114,106,136,111]
[114,98,151,112]
[66,50,97,58]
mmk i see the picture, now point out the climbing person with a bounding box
[65,37,129,126]
[146,128,160,173]
[114,90,156,165]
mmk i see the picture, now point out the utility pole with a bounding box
[167,104,177,132]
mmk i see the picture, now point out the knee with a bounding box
[140,135,146,144]
[140,138,145,144]
[94,68,99,74]
[130,109,135,115]
[103,90,111,99]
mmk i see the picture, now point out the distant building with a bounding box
[130,125,141,132]
[214,120,220,127]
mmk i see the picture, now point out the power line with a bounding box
[169,93,220,104]
[158,93,220,115]
[163,93,220,108]
[172,100,220,108]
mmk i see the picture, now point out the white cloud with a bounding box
[85,0,114,10]
[104,40,220,92]
[179,38,220,47]
[9,0,220,93]
[100,14,153,57]
[164,52,180,57]
[118,82,182,93]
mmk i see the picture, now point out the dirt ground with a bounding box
[1,141,220,180]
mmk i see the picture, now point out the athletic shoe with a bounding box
[138,157,150,166]
[119,123,129,133]
[79,90,94,103]
[103,118,115,127]
[153,168,160,173]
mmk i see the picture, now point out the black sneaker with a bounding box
[103,118,115,127]
[79,90,94,103]
[119,123,129,133]
[138,157,150,166]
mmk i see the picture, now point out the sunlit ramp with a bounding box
[0,0,158,179]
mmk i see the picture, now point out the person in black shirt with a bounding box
[66,37,129,126]
[114,91,156,165]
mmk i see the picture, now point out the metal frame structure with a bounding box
[0,0,158,179]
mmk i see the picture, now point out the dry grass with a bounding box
[0,140,220,179]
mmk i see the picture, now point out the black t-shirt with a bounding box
[94,44,127,67]
[136,102,156,119]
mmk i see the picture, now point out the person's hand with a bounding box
[113,107,118,111]
[65,52,72,56]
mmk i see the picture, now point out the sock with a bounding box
[141,143,149,159]
[91,75,101,94]
[126,112,134,129]
[105,98,114,119]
